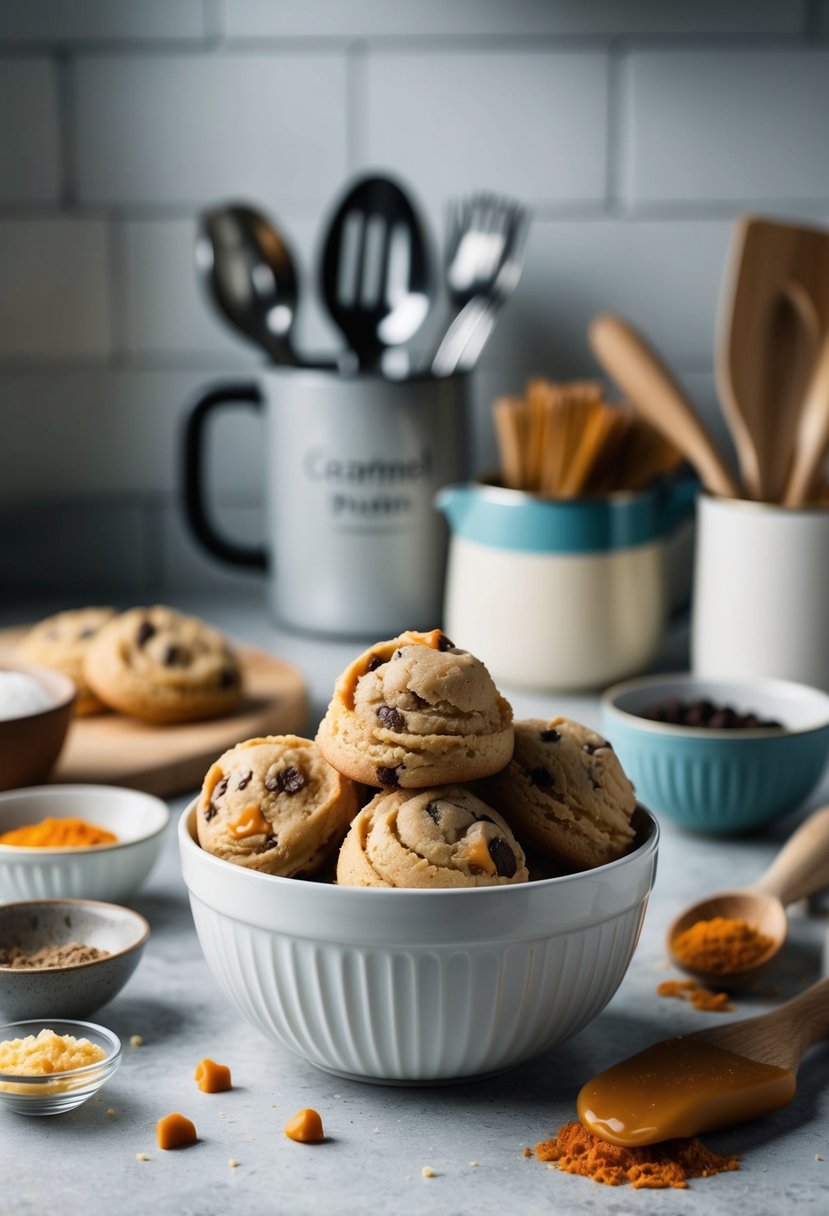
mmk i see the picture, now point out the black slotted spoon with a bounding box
[319,174,433,371]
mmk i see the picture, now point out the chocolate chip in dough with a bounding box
[530,766,555,788]
[272,766,304,795]
[203,805,217,822]
[376,766,400,787]
[488,837,517,878]
[366,653,385,673]
[437,633,455,651]
[214,776,229,799]
[237,770,253,790]
[540,728,560,743]
[377,704,406,732]
[78,626,96,640]
[163,643,187,667]
[260,834,278,851]
[218,667,238,688]
[136,620,156,647]
[425,800,442,824]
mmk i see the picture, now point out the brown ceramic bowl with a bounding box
[0,663,76,792]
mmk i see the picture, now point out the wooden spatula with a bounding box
[578,975,829,1147]
[717,216,829,501]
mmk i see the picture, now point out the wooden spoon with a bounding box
[782,331,829,505]
[717,216,829,502]
[578,975,829,1146]
[667,805,829,989]
[589,313,740,498]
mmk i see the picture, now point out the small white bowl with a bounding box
[0,1018,121,1116]
[0,785,170,903]
[179,801,659,1085]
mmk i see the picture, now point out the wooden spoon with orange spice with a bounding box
[667,805,829,989]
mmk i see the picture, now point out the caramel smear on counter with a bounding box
[535,1122,739,1189]
[0,816,117,848]
[284,1108,325,1143]
[657,979,735,1013]
[156,1112,198,1150]
[194,1058,232,1093]
[577,1037,795,1147]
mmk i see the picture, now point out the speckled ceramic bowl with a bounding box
[179,801,659,1085]
[0,1017,121,1116]
[0,899,149,1021]
[602,673,829,834]
[0,662,76,792]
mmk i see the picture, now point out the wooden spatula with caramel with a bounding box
[577,975,829,1147]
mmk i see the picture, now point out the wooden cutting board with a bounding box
[0,627,308,798]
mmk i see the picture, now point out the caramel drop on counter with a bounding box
[230,805,271,839]
[156,1112,198,1150]
[284,1108,325,1143]
[194,1058,232,1093]
[577,1037,796,1148]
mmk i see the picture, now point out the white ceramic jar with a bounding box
[692,494,829,691]
[436,477,695,692]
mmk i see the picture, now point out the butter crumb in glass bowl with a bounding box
[0,1018,121,1116]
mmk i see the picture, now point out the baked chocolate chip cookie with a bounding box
[336,786,528,888]
[476,717,636,870]
[197,735,360,878]
[84,605,243,723]
[316,629,514,789]
[17,607,117,715]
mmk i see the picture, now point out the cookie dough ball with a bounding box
[197,735,360,878]
[336,786,528,889]
[476,717,636,870]
[84,605,243,724]
[17,607,117,715]
[316,629,514,789]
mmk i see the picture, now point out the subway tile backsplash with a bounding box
[1,1,827,599]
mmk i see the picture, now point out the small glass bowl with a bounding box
[0,1018,121,1116]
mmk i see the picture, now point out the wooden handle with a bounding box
[752,805,829,905]
[783,332,829,505]
[589,313,741,498]
[700,975,829,1070]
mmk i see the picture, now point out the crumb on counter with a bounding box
[421,1166,435,1179]
[107,1107,116,1118]
[470,1161,479,1168]
[136,1153,149,1162]
[129,1035,144,1048]
[523,1146,532,1158]
[228,1158,239,1169]
[817,1155,824,1162]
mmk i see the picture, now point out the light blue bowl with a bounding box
[601,674,829,834]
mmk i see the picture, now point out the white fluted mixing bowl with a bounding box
[179,802,658,1084]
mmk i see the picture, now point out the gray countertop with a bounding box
[3,596,829,1216]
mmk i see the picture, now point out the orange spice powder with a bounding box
[0,816,117,848]
[657,978,735,1013]
[535,1122,739,1189]
[672,916,772,974]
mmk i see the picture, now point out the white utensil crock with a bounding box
[692,494,829,690]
